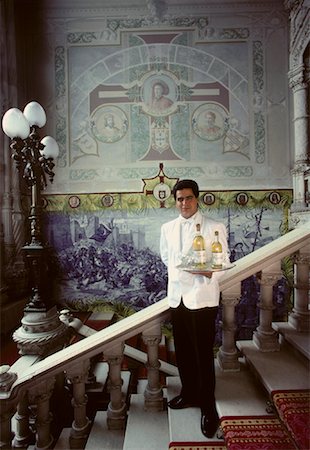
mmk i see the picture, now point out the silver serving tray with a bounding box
[176,263,236,273]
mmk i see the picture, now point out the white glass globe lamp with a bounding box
[2,107,30,139]
[23,101,46,128]
[40,136,59,159]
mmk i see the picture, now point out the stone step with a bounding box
[85,411,125,450]
[273,321,310,362]
[237,339,309,395]
[123,393,169,450]
[166,357,269,444]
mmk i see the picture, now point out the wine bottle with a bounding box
[192,224,207,267]
[211,230,223,269]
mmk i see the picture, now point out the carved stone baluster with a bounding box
[28,377,55,450]
[0,365,18,449]
[142,321,164,411]
[0,400,15,450]
[289,246,310,331]
[253,263,282,351]
[66,360,91,447]
[12,393,33,448]
[105,343,127,430]
[217,285,241,371]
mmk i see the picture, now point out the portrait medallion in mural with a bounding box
[141,73,178,117]
[90,105,128,143]
[269,191,281,205]
[203,192,216,206]
[68,195,81,208]
[236,192,249,206]
[192,103,228,141]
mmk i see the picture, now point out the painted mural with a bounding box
[51,13,290,195]
[43,165,292,344]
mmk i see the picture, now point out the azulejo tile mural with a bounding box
[43,165,293,344]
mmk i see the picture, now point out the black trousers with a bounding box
[171,300,218,413]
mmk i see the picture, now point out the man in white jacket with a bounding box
[160,179,229,438]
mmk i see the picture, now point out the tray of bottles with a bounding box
[176,262,236,273]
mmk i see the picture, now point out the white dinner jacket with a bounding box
[160,210,229,309]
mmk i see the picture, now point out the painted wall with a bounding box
[19,2,291,195]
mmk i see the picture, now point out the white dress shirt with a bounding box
[160,210,229,309]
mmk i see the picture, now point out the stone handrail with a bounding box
[220,224,310,290]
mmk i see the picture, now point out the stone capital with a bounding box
[257,272,282,286]
[142,335,161,347]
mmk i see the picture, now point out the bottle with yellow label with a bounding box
[192,224,207,267]
[211,230,223,269]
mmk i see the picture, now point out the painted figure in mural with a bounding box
[148,80,173,114]
[198,110,223,140]
[101,113,121,139]
[160,179,230,439]
[93,112,123,143]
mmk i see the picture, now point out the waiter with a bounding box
[160,179,229,438]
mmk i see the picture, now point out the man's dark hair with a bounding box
[172,179,199,200]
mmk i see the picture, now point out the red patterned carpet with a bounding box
[272,389,310,450]
[169,442,226,450]
[220,415,296,450]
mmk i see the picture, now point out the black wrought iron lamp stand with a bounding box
[2,102,68,355]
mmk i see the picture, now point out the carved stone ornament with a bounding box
[13,308,69,356]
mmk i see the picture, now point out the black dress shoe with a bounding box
[201,411,220,438]
[167,395,195,409]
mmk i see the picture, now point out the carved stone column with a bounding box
[253,263,282,351]
[28,377,55,450]
[286,0,310,226]
[217,284,241,371]
[66,360,91,447]
[289,66,309,213]
[289,245,310,331]
[12,393,33,448]
[105,343,127,430]
[0,365,18,449]
[142,322,164,411]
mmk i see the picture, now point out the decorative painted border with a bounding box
[43,189,292,213]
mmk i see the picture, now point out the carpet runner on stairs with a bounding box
[220,415,296,450]
[271,389,310,450]
[169,443,226,450]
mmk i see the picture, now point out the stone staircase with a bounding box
[47,320,309,450]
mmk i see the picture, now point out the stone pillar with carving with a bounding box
[217,284,241,371]
[286,0,310,226]
[28,377,55,450]
[289,243,310,331]
[105,343,127,430]
[253,263,282,351]
[66,359,91,447]
[0,365,18,449]
[142,321,164,411]
[289,65,309,213]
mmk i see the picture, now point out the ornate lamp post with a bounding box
[2,102,68,355]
